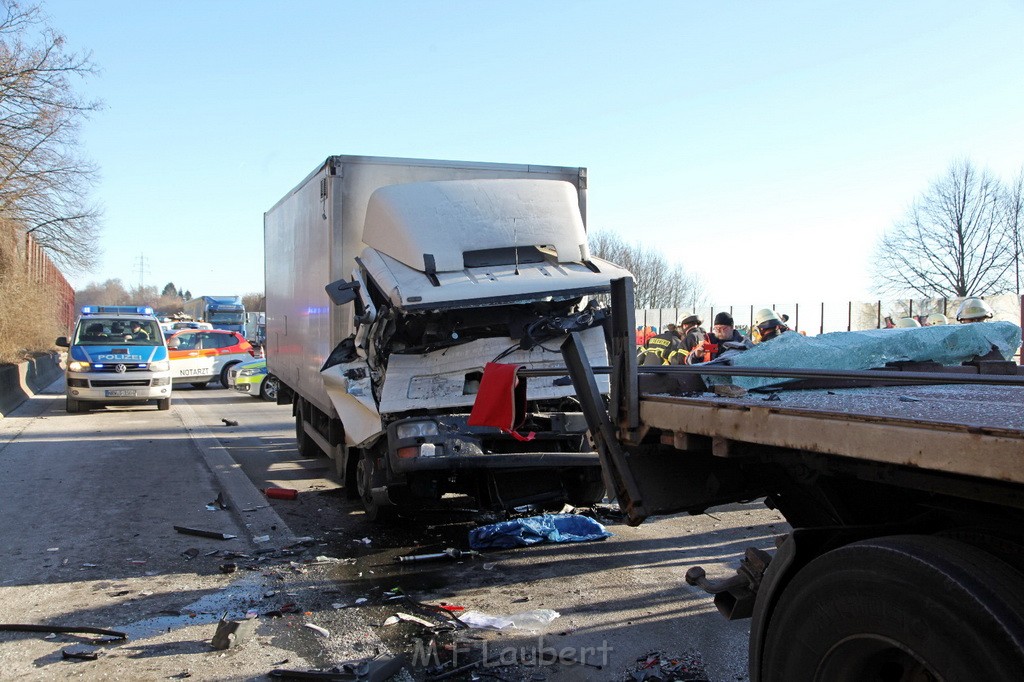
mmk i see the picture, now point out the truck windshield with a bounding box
[210,312,244,325]
[74,318,164,346]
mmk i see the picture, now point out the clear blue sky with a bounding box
[46,0,1024,308]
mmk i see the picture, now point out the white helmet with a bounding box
[895,317,921,328]
[753,308,781,327]
[925,313,948,326]
[956,297,994,322]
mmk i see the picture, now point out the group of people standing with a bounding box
[637,307,792,366]
[638,297,997,366]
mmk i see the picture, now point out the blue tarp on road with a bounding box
[469,513,613,550]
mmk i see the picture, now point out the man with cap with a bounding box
[685,311,752,364]
[667,315,706,364]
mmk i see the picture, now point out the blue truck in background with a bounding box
[182,295,246,333]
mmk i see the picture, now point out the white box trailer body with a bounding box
[265,155,631,518]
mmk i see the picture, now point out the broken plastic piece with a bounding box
[61,648,99,661]
[382,612,436,628]
[458,608,560,631]
[173,526,237,541]
[211,616,257,650]
[303,623,330,638]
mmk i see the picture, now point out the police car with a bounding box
[56,306,172,413]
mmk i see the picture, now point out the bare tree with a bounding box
[0,1,102,273]
[873,159,1013,298]
[1006,167,1023,297]
[588,229,706,308]
[241,292,265,312]
[74,278,129,307]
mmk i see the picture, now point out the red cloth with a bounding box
[468,362,535,441]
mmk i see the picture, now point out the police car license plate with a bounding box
[105,389,138,397]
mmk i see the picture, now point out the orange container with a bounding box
[264,487,298,500]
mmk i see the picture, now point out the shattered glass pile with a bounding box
[708,321,1022,390]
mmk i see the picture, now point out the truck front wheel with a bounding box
[66,397,83,413]
[760,535,1024,682]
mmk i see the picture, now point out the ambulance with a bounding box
[56,306,173,413]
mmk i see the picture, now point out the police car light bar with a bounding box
[81,305,155,316]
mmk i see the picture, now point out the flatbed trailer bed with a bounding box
[558,278,1024,681]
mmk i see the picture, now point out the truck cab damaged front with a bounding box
[319,179,632,509]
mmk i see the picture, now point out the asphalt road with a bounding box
[0,379,788,681]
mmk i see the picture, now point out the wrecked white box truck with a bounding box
[265,155,632,519]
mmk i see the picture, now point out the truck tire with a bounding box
[260,375,279,402]
[355,448,395,522]
[294,400,322,458]
[760,535,1024,682]
[66,397,83,413]
[156,397,171,411]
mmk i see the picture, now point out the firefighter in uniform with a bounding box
[640,327,682,365]
[667,315,706,365]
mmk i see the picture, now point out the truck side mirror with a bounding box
[55,337,70,347]
[325,279,360,306]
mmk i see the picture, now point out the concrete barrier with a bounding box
[0,352,62,417]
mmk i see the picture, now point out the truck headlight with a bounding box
[68,361,90,372]
[396,421,439,439]
[149,360,170,372]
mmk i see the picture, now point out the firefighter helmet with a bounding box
[956,297,994,322]
[925,313,948,326]
[895,317,921,328]
[754,308,781,327]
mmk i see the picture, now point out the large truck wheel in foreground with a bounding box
[561,278,1024,681]
[265,155,631,520]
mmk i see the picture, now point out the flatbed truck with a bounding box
[558,278,1024,681]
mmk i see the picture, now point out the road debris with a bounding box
[221,418,239,426]
[0,624,127,639]
[206,492,229,510]
[382,612,436,628]
[627,650,707,681]
[210,615,258,650]
[173,525,237,541]
[395,548,479,563]
[61,647,100,661]
[458,609,560,631]
[181,548,200,561]
[468,514,612,550]
[264,487,299,500]
[303,623,330,638]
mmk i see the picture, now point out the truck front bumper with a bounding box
[385,413,599,474]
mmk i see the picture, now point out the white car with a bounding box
[167,329,255,388]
